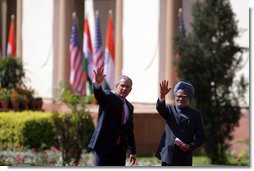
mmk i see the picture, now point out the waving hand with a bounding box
[93,66,106,85]
[159,80,171,99]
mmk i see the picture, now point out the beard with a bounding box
[176,102,187,108]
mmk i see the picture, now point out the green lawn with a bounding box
[135,155,249,166]
[193,156,212,166]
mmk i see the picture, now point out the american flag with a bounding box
[93,11,104,70]
[69,13,85,95]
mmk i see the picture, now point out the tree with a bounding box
[53,87,94,166]
[174,0,248,164]
[0,57,26,89]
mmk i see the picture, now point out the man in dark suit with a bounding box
[88,66,137,166]
[156,80,205,166]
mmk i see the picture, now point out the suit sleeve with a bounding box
[126,105,136,155]
[156,98,169,120]
[93,83,107,106]
[189,112,206,151]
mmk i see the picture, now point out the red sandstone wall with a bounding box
[42,101,249,155]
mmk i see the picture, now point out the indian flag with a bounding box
[83,16,94,93]
[7,15,16,57]
[104,10,115,90]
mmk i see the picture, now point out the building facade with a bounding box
[0,0,249,105]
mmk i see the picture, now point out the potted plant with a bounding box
[0,88,10,109]
[29,97,43,110]
[10,90,24,110]
[17,88,34,110]
[20,94,29,110]
[0,57,26,89]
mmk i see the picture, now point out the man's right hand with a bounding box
[159,80,171,99]
[93,66,106,85]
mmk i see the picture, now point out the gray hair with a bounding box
[116,75,133,87]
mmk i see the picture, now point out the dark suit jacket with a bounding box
[155,99,205,165]
[88,84,136,155]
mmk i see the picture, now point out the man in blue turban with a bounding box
[173,81,194,99]
[155,80,205,166]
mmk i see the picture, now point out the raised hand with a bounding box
[93,66,106,85]
[159,80,171,99]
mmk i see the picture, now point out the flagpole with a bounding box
[72,12,76,20]
[109,9,112,16]
[178,8,182,18]
[95,10,99,18]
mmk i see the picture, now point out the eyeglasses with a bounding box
[176,95,188,99]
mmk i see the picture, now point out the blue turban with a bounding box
[174,81,194,98]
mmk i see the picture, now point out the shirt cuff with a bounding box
[159,97,165,102]
[93,82,102,89]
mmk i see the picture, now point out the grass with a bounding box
[193,156,213,166]
[136,155,249,167]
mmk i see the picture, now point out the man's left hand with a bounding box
[180,144,190,152]
[129,154,137,166]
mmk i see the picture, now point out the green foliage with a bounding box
[52,86,94,166]
[0,88,10,101]
[52,110,94,165]
[174,0,248,164]
[60,87,81,107]
[0,57,26,89]
[16,88,34,102]
[22,118,56,148]
[85,94,96,104]
[0,111,55,148]
[11,94,24,103]
[59,86,92,111]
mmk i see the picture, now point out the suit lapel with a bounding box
[124,100,132,124]
[173,107,181,125]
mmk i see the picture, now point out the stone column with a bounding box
[165,0,182,103]
[16,0,22,58]
[57,0,68,87]
[115,0,123,80]
[1,0,7,57]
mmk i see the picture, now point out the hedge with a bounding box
[0,111,94,150]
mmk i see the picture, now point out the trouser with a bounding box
[161,159,192,166]
[162,161,192,166]
[94,143,126,166]
[162,162,171,166]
